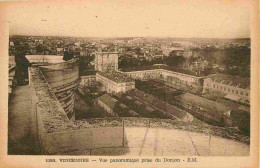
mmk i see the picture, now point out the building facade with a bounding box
[123,67,204,92]
[97,93,119,116]
[96,71,135,94]
[203,74,250,104]
[125,69,163,80]
[80,75,96,86]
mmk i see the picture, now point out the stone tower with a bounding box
[95,51,119,72]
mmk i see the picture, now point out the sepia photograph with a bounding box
[1,0,259,167]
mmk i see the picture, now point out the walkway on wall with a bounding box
[8,85,41,154]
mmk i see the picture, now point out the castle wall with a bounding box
[39,58,80,120]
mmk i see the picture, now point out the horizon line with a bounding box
[9,34,250,39]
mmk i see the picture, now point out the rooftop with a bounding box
[98,71,134,83]
[98,93,118,109]
[175,93,230,114]
[122,65,204,77]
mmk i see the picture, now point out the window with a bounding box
[228,88,230,92]
[240,91,243,95]
[236,90,238,94]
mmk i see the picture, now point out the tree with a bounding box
[164,52,185,67]
[78,55,95,76]
[36,44,46,54]
[134,47,142,55]
[14,45,29,84]
[63,51,74,61]
[224,46,250,77]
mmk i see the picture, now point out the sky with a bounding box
[5,0,251,38]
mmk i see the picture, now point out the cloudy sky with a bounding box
[5,0,251,38]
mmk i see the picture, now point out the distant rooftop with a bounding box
[98,71,134,83]
[206,74,250,89]
[95,51,119,54]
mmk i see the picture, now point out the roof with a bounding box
[128,110,140,116]
[225,94,241,101]
[97,71,134,83]
[134,100,142,105]
[98,94,118,109]
[145,106,154,112]
[206,74,250,89]
[122,65,204,77]
[238,106,250,113]
[119,103,127,108]
[176,93,230,114]
[126,96,133,100]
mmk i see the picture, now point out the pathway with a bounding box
[8,85,41,154]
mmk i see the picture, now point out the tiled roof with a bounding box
[98,71,134,83]
[98,94,118,109]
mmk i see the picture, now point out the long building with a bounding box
[121,65,250,104]
[122,65,204,92]
[203,74,250,104]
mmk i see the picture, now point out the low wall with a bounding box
[42,127,123,154]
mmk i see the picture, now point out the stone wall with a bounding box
[39,58,80,120]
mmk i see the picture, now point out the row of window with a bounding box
[207,82,249,97]
[130,72,161,77]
